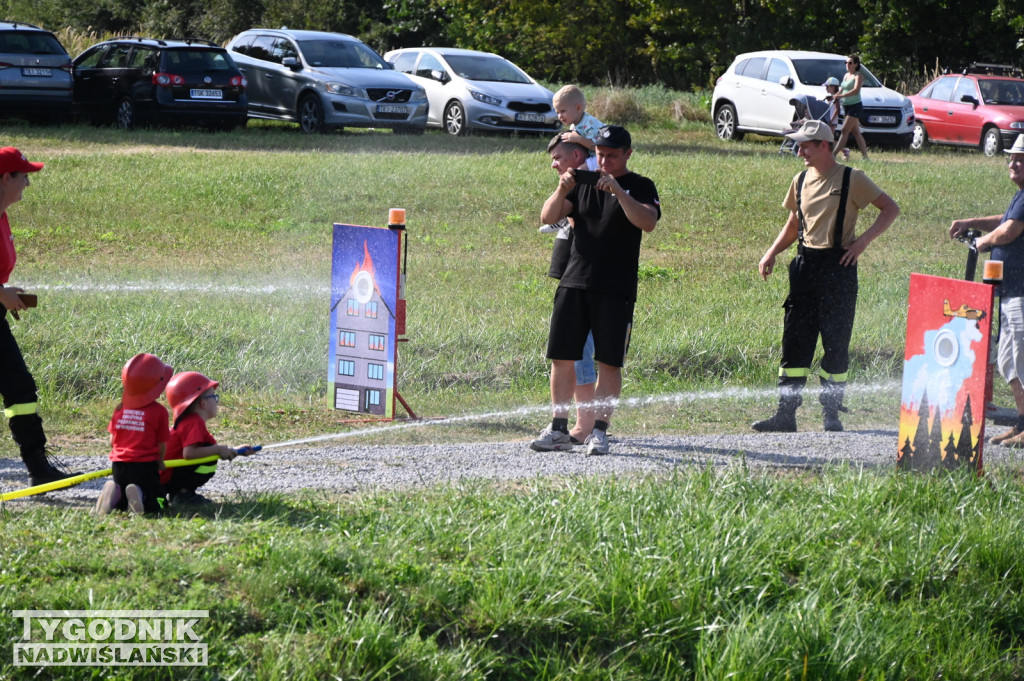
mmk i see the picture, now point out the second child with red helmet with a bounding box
[162,371,256,506]
[95,353,173,515]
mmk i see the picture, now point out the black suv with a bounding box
[0,21,73,123]
[73,37,248,130]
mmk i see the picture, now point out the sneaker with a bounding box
[538,223,560,234]
[94,481,121,515]
[990,427,1021,445]
[842,149,850,161]
[585,429,610,456]
[125,484,145,515]
[530,426,572,452]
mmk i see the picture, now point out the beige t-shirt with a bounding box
[783,164,882,249]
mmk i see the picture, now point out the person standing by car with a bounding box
[0,147,75,486]
[531,125,660,456]
[949,134,1024,446]
[754,120,899,433]
[831,55,870,161]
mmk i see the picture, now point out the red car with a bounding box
[909,66,1024,156]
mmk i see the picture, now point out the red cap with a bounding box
[0,147,43,175]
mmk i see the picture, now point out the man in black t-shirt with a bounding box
[531,125,661,456]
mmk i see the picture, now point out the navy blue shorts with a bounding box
[843,102,863,120]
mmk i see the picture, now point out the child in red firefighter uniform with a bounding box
[95,353,173,515]
[162,371,255,506]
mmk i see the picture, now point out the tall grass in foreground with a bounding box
[3,466,1024,679]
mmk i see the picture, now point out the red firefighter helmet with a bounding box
[121,353,173,409]
[166,371,219,424]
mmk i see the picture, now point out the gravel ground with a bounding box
[3,428,1023,509]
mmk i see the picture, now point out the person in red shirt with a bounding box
[162,371,256,506]
[0,147,75,486]
[95,353,173,515]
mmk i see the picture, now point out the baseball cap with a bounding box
[593,125,631,149]
[0,147,43,175]
[823,77,840,87]
[785,120,833,143]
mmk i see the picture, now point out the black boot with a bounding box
[20,447,75,487]
[819,378,846,432]
[752,379,804,433]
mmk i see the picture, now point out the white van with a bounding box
[711,50,915,148]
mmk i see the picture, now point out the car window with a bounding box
[128,47,156,69]
[247,35,281,64]
[980,79,1024,105]
[297,39,386,69]
[739,58,765,78]
[164,48,234,71]
[99,44,132,69]
[928,76,957,103]
[790,59,883,88]
[732,58,749,75]
[229,34,255,56]
[390,51,417,74]
[0,31,67,55]
[765,58,791,83]
[74,46,106,69]
[273,39,298,62]
[953,77,979,103]
[444,54,530,83]
[416,53,443,78]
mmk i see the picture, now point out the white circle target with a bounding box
[353,270,374,304]
[933,328,959,368]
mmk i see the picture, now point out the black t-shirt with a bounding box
[560,171,660,300]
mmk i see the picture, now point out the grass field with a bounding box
[0,117,1015,453]
[2,116,1024,679]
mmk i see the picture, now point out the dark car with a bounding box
[0,21,73,123]
[909,64,1024,156]
[73,37,247,130]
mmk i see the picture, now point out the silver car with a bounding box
[225,28,428,133]
[0,21,73,123]
[383,47,559,136]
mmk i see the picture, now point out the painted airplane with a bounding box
[943,299,985,321]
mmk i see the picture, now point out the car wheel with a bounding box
[116,98,136,131]
[714,103,744,141]
[982,127,1002,157]
[298,94,326,134]
[444,100,467,136]
[911,122,928,151]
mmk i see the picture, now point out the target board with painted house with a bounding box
[898,273,994,472]
[329,223,400,417]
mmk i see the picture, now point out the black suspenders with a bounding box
[796,166,852,253]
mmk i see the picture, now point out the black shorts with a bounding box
[546,287,634,368]
[111,460,164,513]
[843,102,863,120]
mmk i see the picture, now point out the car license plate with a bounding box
[377,104,407,114]
[868,115,897,125]
[190,89,222,99]
[515,113,546,123]
[21,67,51,77]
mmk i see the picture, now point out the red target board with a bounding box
[898,273,994,472]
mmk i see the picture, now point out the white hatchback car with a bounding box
[711,50,915,148]
[383,47,560,136]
